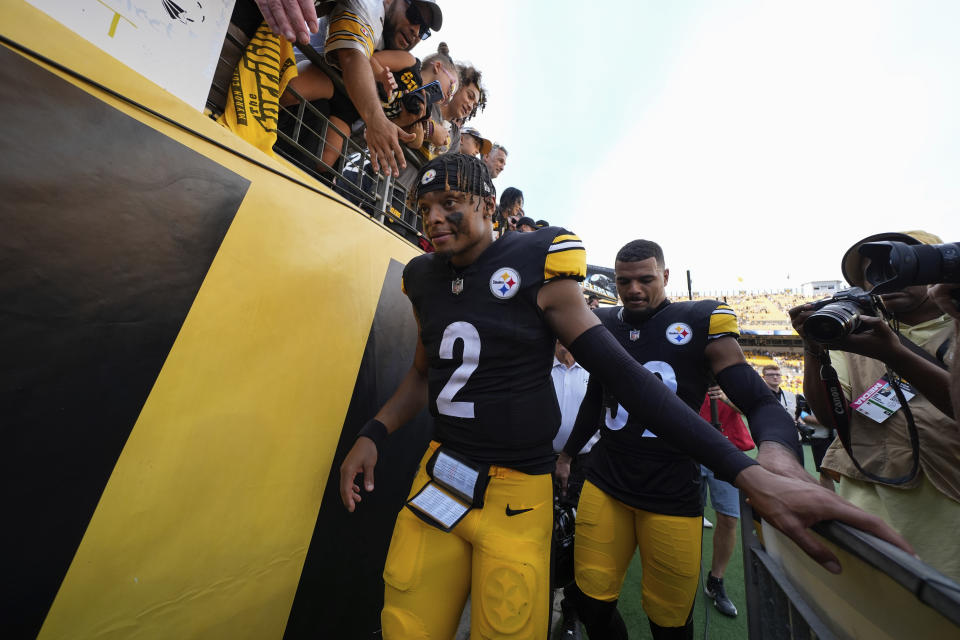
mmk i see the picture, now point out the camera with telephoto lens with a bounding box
[803,286,881,343]
[859,241,960,294]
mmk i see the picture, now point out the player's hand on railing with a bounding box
[554,452,572,497]
[365,114,417,177]
[735,465,914,573]
[255,0,319,44]
[339,436,378,512]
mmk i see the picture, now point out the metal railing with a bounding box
[739,492,960,639]
[274,86,427,248]
[272,42,429,248]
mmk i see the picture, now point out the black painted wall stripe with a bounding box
[283,259,433,640]
[0,46,249,638]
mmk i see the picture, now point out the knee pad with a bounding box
[475,554,537,636]
[381,605,429,640]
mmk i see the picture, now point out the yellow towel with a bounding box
[217,23,299,156]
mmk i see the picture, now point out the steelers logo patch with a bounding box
[666,322,693,345]
[490,268,521,299]
[421,169,437,184]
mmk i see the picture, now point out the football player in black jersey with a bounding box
[337,154,911,640]
[557,240,833,639]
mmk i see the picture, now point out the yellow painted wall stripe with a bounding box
[2,4,418,639]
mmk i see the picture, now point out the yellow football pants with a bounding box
[381,442,554,639]
[574,480,702,627]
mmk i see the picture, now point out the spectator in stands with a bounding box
[484,144,507,179]
[699,386,755,618]
[493,187,523,237]
[551,341,597,640]
[791,230,960,582]
[271,0,443,177]
[536,219,550,228]
[762,364,799,421]
[391,45,486,196]
[459,127,492,158]
[586,294,600,310]
[516,217,538,233]
[439,58,486,153]
[412,46,462,156]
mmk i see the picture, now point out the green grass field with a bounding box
[590,444,821,640]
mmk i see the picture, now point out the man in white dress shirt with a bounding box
[551,341,598,640]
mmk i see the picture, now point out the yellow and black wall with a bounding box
[1,3,431,638]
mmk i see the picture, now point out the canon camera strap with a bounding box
[817,351,920,485]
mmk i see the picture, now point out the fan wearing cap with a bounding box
[274,0,443,176]
[459,127,492,157]
[789,230,960,582]
[337,154,913,638]
[516,217,538,233]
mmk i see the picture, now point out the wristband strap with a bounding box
[357,419,388,450]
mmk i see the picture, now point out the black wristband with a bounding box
[357,419,389,450]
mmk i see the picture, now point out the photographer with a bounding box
[789,230,960,582]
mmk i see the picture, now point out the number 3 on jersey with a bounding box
[436,322,481,418]
[605,360,677,431]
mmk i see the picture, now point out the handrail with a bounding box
[277,41,427,247]
[811,520,960,626]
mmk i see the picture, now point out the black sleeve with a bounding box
[562,374,603,457]
[715,362,803,459]
[567,325,756,483]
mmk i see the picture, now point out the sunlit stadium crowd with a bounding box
[217,0,543,240]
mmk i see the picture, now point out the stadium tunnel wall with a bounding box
[1,4,431,638]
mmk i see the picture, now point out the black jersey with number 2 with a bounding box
[586,300,740,516]
[402,227,587,474]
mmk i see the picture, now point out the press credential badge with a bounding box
[850,375,916,423]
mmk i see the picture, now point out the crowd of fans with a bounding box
[682,291,808,333]
[216,0,537,241]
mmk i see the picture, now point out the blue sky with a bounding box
[428,1,960,293]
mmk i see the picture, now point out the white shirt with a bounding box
[551,358,598,454]
[774,386,797,418]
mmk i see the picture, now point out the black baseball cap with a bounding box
[517,216,537,229]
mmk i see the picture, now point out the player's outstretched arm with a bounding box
[338,334,429,512]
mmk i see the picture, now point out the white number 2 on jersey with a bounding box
[604,360,678,432]
[436,322,481,418]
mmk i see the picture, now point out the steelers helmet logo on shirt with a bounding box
[421,169,437,185]
[666,322,693,345]
[490,268,521,299]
